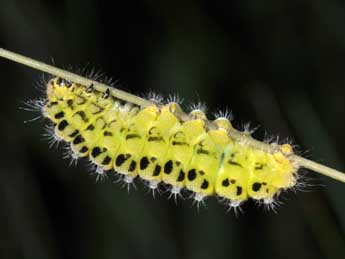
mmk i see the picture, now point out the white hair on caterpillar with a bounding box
[20,98,46,123]
[225,199,244,216]
[143,180,162,199]
[168,185,183,204]
[62,144,79,167]
[242,122,260,135]
[213,108,233,121]
[254,196,282,214]
[191,192,207,211]
[145,91,164,104]
[72,64,117,87]
[20,98,46,113]
[115,174,136,193]
[42,123,63,148]
[263,131,276,144]
[291,169,320,194]
[92,166,108,182]
[166,93,183,105]
[189,102,207,114]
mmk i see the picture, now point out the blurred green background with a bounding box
[1,1,345,259]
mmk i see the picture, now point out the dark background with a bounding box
[1,1,345,259]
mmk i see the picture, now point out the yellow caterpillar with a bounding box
[43,77,297,209]
[1,48,344,213]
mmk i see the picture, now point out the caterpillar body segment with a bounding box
[136,106,177,184]
[43,77,298,207]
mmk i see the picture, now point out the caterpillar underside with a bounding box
[43,77,298,208]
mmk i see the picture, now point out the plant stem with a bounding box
[0,48,153,107]
[292,155,345,183]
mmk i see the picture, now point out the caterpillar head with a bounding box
[44,77,80,122]
[47,77,75,102]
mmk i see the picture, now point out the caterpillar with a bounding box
[43,76,297,209]
[1,48,344,212]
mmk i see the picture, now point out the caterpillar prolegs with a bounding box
[44,77,297,209]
